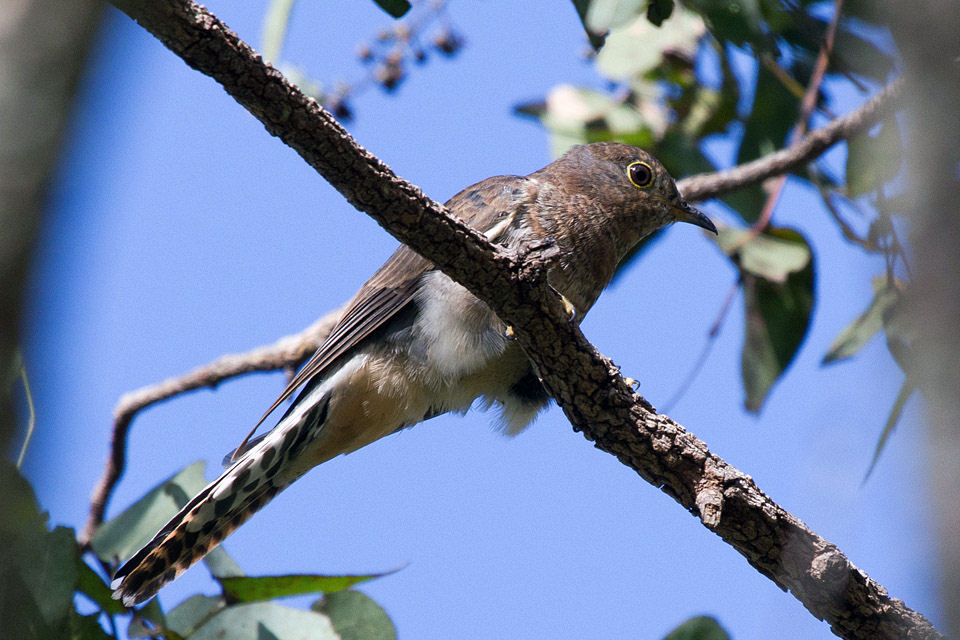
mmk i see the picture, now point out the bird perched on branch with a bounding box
[111,142,717,606]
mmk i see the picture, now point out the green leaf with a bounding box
[532,85,657,157]
[91,461,207,564]
[68,610,113,640]
[596,9,705,80]
[205,544,245,579]
[190,602,338,640]
[823,277,904,364]
[718,227,811,283]
[312,590,397,640]
[664,615,730,640]
[684,0,773,51]
[846,118,902,197]
[0,461,80,638]
[585,0,647,33]
[76,560,126,615]
[371,0,410,19]
[864,379,916,481]
[220,569,398,603]
[166,595,223,637]
[738,63,798,165]
[737,228,815,412]
[128,598,168,638]
[24,526,79,627]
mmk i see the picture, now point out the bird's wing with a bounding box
[231,174,536,456]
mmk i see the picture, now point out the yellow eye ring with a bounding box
[627,161,655,189]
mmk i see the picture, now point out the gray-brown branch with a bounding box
[88,2,935,639]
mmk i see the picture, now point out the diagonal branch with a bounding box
[87,2,935,639]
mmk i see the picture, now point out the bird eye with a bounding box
[627,161,655,189]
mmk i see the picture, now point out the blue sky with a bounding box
[22,2,940,638]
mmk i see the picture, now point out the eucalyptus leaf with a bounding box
[312,590,397,640]
[91,461,207,564]
[190,602,338,640]
[596,8,705,80]
[371,0,410,19]
[864,380,917,480]
[77,560,126,615]
[166,595,223,637]
[69,610,114,640]
[738,229,815,412]
[718,227,811,283]
[220,569,398,603]
[684,0,773,51]
[585,0,648,32]
[664,615,730,640]
[537,85,655,157]
[23,526,79,627]
[823,277,904,364]
[846,118,902,197]
[738,64,798,166]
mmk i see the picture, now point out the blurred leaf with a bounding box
[647,0,675,26]
[528,85,658,157]
[76,560,125,615]
[823,276,904,364]
[684,0,773,51]
[735,228,815,411]
[585,0,647,33]
[596,9,705,80]
[220,569,397,603]
[312,590,397,640]
[570,0,609,49]
[68,611,113,640]
[664,615,731,640]
[190,602,337,640]
[864,380,917,480]
[128,598,168,638]
[371,0,410,19]
[718,227,811,283]
[166,595,223,637]
[91,461,206,564]
[719,185,766,225]
[739,63,797,164]
[833,27,896,81]
[846,118,902,197]
[0,461,86,639]
[0,458,46,536]
[22,526,79,628]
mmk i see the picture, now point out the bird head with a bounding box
[546,142,717,254]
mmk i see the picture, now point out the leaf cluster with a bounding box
[521,1,907,446]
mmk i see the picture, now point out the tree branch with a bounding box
[88,1,935,638]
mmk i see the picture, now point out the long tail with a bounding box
[111,393,330,606]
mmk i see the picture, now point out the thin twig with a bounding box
[14,352,36,470]
[677,76,902,202]
[78,309,342,547]
[665,4,846,407]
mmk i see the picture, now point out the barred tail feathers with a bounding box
[111,393,330,606]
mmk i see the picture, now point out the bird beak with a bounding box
[672,200,717,235]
